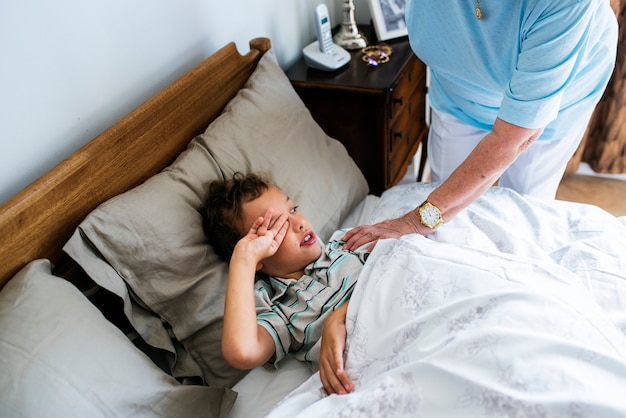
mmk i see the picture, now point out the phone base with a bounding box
[302,41,351,72]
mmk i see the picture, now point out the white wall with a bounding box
[0,0,372,204]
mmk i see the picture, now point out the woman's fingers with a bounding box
[343,215,423,251]
[342,225,379,251]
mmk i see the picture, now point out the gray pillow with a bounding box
[64,48,368,390]
[0,259,235,418]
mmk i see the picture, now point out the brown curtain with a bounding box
[567,0,626,174]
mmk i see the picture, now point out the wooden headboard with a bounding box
[0,37,271,289]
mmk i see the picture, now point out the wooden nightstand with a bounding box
[286,27,428,195]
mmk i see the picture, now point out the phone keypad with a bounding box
[321,31,334,53]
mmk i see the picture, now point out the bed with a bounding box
[1,37,625,418]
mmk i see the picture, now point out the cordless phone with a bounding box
[314,4,334,54]
[302,4,350,71]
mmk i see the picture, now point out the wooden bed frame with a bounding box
[0,37,271,289]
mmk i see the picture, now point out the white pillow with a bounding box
[0,260,235,418]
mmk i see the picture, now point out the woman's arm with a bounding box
[319,301,353,395]
[222,210,288,369]
[343,118,543,250]
[426,117,543,221]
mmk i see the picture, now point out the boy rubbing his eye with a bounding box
[201,172,369,395]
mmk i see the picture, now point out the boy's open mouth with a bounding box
[301,231,316,246]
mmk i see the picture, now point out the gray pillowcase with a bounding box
[64,48,368,390]
[0,259,235,418]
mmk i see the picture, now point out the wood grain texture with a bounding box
[0,38,271,288]
[565,1,623,175]
[582,1,626,173]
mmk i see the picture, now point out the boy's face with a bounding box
[240,186,322,279]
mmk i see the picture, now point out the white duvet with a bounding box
[267,183,626,417]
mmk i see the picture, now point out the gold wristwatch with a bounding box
[418,200,443,229]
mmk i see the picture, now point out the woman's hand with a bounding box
[319,303,353,395]
[342,210,424,251]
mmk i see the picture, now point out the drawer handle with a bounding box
[393,97,403,106]
[390,131,403,153]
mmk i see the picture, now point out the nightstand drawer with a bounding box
[388,90,425,185]
[390,57,426,123]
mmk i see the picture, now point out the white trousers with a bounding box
[427,108,586,199]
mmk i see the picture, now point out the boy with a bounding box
[201,173,368,394]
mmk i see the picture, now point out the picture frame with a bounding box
[368,0,408,41]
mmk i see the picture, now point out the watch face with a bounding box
[419,202,442,228]
[422,206,440,224]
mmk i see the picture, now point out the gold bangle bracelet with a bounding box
[361,44,392,66]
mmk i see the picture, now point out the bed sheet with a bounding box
[228,194,380,417]
[266,183,626,417]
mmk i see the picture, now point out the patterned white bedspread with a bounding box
[267,184,626,417]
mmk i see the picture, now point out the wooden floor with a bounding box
[556,173,626,217]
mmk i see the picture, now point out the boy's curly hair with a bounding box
[201,172,272,262]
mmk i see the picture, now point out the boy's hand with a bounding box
[223,209,286,369]
[319,303,353,395]
[234,209,288,264]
